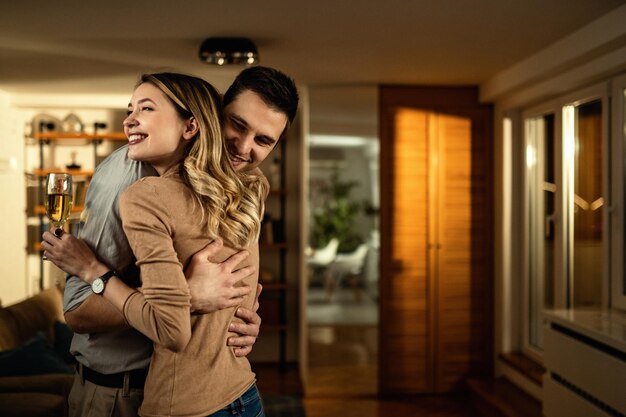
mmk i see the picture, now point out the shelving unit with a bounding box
[257,138,289,370]
[25,130,126,289]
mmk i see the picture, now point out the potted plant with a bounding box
[310,171,364,253]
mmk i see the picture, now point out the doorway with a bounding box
[305,86,379,396]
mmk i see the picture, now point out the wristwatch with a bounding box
[92,271,116,295]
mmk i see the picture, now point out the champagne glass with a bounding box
[45,172,73,232]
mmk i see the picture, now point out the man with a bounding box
[41,66,299,417]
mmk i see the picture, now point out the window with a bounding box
[522,82,620,357]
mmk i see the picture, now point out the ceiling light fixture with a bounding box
[198,37,259,66]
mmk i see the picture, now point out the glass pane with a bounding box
[526,114,555,350]
[573,100,603,307]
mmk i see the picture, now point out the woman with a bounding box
[56,73,266,417]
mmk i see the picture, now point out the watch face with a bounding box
[92,278,105,294]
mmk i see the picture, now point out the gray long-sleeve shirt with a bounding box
[63,145,158,374]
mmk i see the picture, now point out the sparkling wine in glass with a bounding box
[45,173,73,230]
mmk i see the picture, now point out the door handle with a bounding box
[545,212,556,238]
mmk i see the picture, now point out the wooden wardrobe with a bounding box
[379,86,493,394]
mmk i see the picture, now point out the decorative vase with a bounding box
[61,113,84,134]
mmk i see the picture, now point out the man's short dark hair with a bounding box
[224,66,299,126]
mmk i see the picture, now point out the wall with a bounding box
[309,86,378,138]
[0,91,27,305]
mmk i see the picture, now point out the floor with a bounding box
[254,287,479,417]
[307,325,378,396]
[307,287,378,326]
[307,286,378,397]
[255,364,480,417]
[303,395,480,417]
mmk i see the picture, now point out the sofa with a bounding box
[0,287,75,417]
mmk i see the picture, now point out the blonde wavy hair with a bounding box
[139,73,266,248]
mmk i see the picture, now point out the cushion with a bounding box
[0,332,72,377]
[0,374,74,395]
[0,392,66,417]
[53,321,76,365]
[0,288,63,351]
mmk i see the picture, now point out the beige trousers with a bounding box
[68,373,144,417]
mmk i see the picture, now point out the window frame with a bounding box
[522,100,562,360]
[610,73,626,310]
[520,82,615,359]
[559,83,611,309]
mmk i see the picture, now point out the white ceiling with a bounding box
[0,0,624,97]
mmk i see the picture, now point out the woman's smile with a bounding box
[128,133,147,145]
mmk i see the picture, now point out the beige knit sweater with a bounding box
[120,166,260,417]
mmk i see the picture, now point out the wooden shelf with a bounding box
[268,188,288,196]
[32,132,127,141]
[30,168,94,177]
[260,242,288,249]
[260,282,288,291]
[262,324,288,331]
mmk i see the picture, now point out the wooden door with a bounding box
[379,86,493,394]
[380,108,432,392]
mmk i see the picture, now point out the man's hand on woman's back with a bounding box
[229,284,262,357]
[185,240,255,313]
[185,240,263,357]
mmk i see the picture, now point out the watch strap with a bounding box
[98,270,116,283]
[92,270,116,295]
